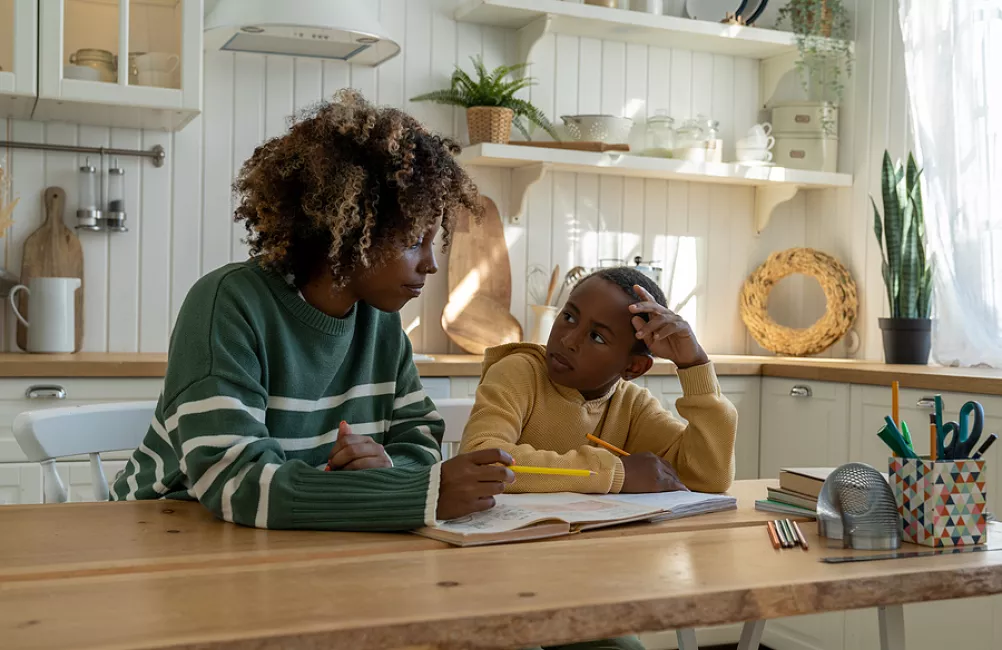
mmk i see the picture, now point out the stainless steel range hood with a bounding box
[204,0,400,67]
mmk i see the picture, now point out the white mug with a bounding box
[738,135,776,150]
[135,52,179,74]
[10,277,80,353]
[138,71,177,88]
[748,122,773,139]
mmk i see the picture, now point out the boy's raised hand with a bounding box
[327,421,393,471]
[629,284,709,369]
[437,449,516,520]
[620,452,689,493]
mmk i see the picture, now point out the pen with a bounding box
[972,433,998,460]
[900,420,913,448]
[792,520,810,550]
[766,521,781,549]
[586,434,630,457]
[509,466,595,477]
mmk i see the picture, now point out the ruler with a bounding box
[821,546,999,564]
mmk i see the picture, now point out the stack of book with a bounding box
[755,468,834,518]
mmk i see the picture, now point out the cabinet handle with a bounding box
[26,385,67,400]
[916,397,936,409]
[790,385,813,398]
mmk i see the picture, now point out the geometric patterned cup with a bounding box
[889,457,988,548]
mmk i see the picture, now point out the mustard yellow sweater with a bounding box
[459,343,737,494]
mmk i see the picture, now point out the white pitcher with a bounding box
[10,277,80,353]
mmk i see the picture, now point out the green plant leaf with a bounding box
[881,151,903,311]
[410,89,472,108]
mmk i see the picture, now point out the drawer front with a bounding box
[0,378,163,462]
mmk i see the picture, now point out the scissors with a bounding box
[939,400,985,460]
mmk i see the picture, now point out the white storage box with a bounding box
[773,133,839,173]
[771,102,839,137]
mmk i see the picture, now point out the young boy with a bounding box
[460,267,737,495]
[111,90,514,528]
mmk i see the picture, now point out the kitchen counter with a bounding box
[2,352,1002,395]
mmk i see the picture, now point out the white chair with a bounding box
[13,401,156,503]
[434,398,473,459]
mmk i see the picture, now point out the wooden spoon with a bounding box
[544,265,560,306]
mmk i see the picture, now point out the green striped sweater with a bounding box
[111,260,444,531]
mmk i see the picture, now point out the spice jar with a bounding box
[68,49,116,83]
[76,158,101,231]
[642,109,675,157]
[105,161,127,232]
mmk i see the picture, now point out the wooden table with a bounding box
[8,481,998,650]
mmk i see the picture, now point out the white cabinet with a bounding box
[759,377,850,650]
[1,0,203,130]
[844,385,1002,650]
[0,0,38,118]
[647,376,761,481]
[0,462,41,504]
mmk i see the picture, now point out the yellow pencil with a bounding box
[509,466,595,477]
[586,433,630,457]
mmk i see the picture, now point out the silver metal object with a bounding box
[0,140,166,167]
[916,397,936,408]
[77,158,102,231]
[817,462,901,550]
[104,161,128,232]
[789,385,813,398]
[26,385,67,400]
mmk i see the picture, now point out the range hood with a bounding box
[204,0,400,67]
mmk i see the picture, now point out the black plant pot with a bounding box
[879,318,932,365]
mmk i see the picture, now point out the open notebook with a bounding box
[415,490,738,547]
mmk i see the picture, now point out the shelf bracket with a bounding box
[510,162,550,225]
[754,184,799,234]
[517,15,553,71]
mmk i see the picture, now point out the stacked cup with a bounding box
[135,53,180,89]
[736,123,775,165]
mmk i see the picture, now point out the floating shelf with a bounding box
[455,0,801,61]
[458,143,853,233]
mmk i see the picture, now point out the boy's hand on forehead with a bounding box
[326,421,393,471]
[628,285,709,369]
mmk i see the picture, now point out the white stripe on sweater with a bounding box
[179,434,259,473]
[255,464,280,528]
[393,389,428,411]
[268,382,396,412]
[390,410,441,428]
[192,438,262,498]
[165,396,266,433]
[277,420,389,452]
[221,464,254,523]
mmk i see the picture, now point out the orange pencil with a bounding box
[792,520,810,550]
[929,413,937,461]
[891,381,900,426]
[586,434,630,457]
[766,521,781,549]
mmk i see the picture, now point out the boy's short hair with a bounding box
[579,267,668,354]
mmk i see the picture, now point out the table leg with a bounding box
[675,628,698,650]
[736,620,765,650]
[878,604,906,650]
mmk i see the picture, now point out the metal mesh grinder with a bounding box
[817,462,901,550]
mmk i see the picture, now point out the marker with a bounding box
[508,466,595,477]
[972,434,998,460]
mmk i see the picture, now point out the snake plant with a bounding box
[872,151,933,319]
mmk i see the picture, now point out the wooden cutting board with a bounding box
[447,196,511,309]
[17,187,84,352]
[441,294,522,355]
[443,196,520,353]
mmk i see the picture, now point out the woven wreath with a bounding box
[740,247,858,356]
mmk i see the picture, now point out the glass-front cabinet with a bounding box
[0,0,38,119]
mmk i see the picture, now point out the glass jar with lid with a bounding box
[105,160,127,232]
[68,49,116,83]
[76,158,101,231]
[642,109,675,158]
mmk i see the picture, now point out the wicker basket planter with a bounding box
[467,107,514,145]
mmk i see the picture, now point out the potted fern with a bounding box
[872,151,934,364]
[412,56,558,146]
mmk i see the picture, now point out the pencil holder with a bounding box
[889,457,988,548]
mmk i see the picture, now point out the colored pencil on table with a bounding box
[509,466,595,477]
[781,519,798,548]
[792,520,810,550]
[586,434,630,457]
[766,521,781,549]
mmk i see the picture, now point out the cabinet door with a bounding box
[759,378,851,479]
[845,385,1002,650]
[759,378,849,650]
[0,0,37,118]
[0,462,42,505]
[35,0,201,130]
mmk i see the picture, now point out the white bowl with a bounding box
[64,64,101,81]
[560,115,633,144]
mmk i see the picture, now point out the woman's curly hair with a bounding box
[233,89,482,286]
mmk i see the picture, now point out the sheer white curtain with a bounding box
[898,0,1002,367]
